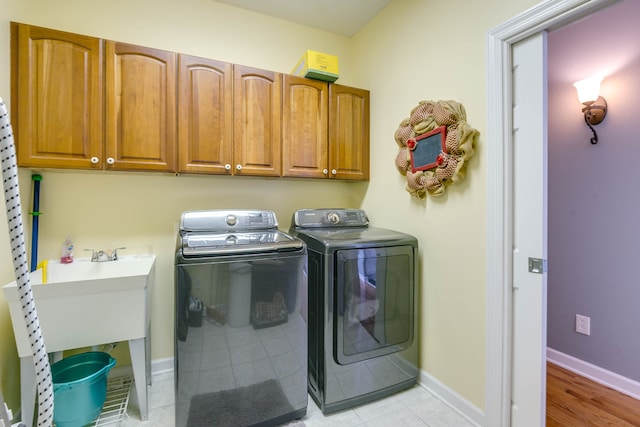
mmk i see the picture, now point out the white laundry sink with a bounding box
[2,254,156,355]
[2,254,156,425]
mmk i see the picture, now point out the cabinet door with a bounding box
[105,42,176,172]
[329,84,370,180]
[282,75,328,178]
[233,65,281,177]
[178,54,233,175]
[13,23,103,169]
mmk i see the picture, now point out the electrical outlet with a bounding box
[576,314,591,336]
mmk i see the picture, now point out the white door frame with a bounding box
[485,0,619,426]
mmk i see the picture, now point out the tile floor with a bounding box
[122,370,475,427]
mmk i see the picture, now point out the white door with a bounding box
[511,32,548,427]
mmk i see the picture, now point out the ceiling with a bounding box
[211,0,392,37]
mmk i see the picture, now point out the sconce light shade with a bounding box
[573,76,607,144]
[573,76,603,104]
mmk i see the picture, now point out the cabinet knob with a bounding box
[331,169,337,175]
[106,157,115,165]
[236,164,242,171]
[90,157,99,164]
[225,164,231,171]
[322,169,328,175]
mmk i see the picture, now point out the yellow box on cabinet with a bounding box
[292,50,339,82]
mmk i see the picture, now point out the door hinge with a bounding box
[528,257,547,274]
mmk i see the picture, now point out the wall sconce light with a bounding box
[573,76,607,145]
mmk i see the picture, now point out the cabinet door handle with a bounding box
[322,169,328,175]
[331,169,337,175]
[90,157,100,164]
[236,164,242,171]
[225,164,231,171]
[106,157,115,165]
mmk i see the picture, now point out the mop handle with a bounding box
[30,174,42,272]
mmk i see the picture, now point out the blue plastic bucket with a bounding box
[51,352,116,427]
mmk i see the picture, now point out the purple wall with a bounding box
[547,0,640,382]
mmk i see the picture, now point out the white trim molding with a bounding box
[419,370,484,427]
[547,348,640,401]
[149,357,174,377]
[485,1,619,426]
[110,357,174,379]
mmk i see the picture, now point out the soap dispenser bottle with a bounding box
[61,236,74,264]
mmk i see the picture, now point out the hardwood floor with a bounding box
[546,362,640,426]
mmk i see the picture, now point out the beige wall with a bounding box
[0,0,539,418]
[351,0,538,410]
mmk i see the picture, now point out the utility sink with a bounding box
[2,254,156,426]
[3,254,156,355]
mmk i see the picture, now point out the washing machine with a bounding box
[175,209,307,426]
[290,208,419,413]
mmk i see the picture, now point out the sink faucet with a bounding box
[85,247,126,262]
[110,247,126,261]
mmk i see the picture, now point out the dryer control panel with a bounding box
[292,209,369,228]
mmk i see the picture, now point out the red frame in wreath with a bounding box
[409,125,447,173]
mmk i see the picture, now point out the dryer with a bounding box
[290,208,418,413]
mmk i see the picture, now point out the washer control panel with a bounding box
[181,209,277,232]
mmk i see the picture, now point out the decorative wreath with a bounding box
[394,100,479,199]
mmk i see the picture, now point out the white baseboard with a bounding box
[150,357,175,376]
[110,357,174,379]
[418,369,484,427]
[547,348,640,401]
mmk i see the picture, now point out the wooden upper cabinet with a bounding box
[12,23,103,169]
[233,65,282,177]
[282,79,370,180]
[329,84,370,180]
[105,41,176,172]
[11,23,370,180]
[282,75,328,178]
[178,54,233,175]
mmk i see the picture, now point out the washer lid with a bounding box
[181,230,303,257]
